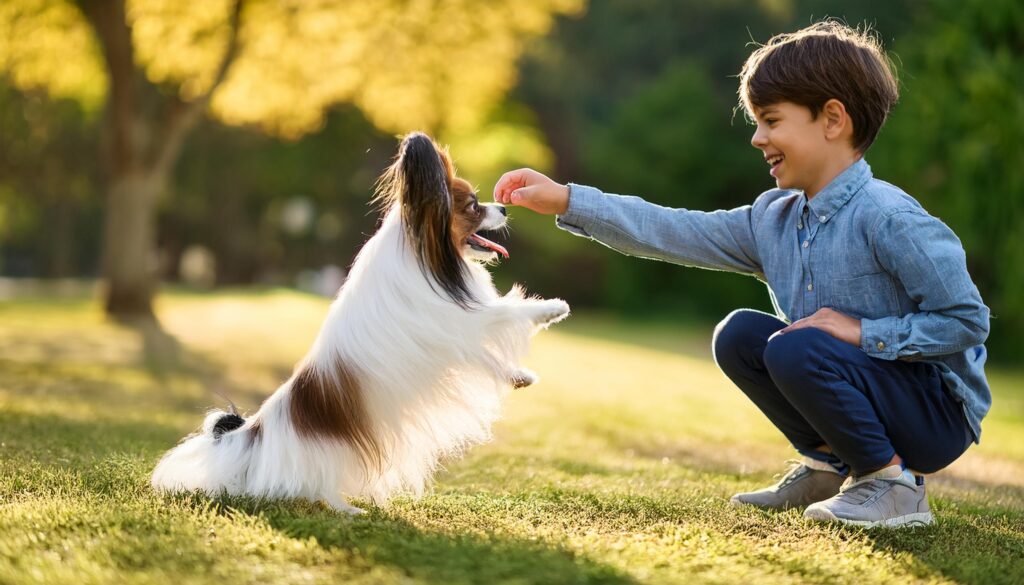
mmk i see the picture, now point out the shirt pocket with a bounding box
[830,272,900,320]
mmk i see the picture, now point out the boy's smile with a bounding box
[750,101,858,199]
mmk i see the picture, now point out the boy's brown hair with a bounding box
[738,20,899,153]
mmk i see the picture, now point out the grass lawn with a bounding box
[1,288,1022,584]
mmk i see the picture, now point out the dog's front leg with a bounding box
[520,298,570,328]
[510,367,538,388]
[499,286,570,328]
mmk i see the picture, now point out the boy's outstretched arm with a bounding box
[493,168,569,215]
[493,168,764,277]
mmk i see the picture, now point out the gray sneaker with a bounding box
[730,460,845,510]
[803,466,933,528]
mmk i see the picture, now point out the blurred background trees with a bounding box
[0,0,580,316]
[1,0,1021,362]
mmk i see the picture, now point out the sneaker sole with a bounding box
[729,495,792,510]
[804,507,933,528]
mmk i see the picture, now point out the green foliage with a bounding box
[1,0,1020,361]
[511,0,1020,358]
[0,0,584,138]
[871,0,1024,360]
[1,290,1023,583]
[581,61,770,314]
[0,0,105,109]
[0,83,101,276]
[169,106,397,285]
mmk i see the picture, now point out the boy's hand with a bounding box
[770,307,861,347]
[493,168,570,215]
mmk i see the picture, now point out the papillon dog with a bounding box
[151,132,570,514]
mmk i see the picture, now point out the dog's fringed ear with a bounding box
[380,132,476,308]
[398,132,452,219]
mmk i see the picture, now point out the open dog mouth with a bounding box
[467,233,509,259]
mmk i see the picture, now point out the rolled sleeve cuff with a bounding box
[555,183,604,236]
[860,317,898,360]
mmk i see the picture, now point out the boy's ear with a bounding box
[822,99,851,142]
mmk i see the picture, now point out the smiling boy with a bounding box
[493,21,990,528]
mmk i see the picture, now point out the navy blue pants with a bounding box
[712,309,971,475]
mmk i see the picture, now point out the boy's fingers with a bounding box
[510,186,532,205]
[773,318,809,337]
[494,169,528,201]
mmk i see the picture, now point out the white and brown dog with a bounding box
[151,132,569,514]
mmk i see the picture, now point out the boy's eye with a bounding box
[766,119,778,126]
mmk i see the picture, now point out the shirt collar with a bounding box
[802,158,872,225]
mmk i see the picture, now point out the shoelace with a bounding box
[775,459,809,490]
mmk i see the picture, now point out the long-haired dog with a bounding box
[151,132,569,514]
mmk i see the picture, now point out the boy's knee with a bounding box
[713,310,755,362]
[763,327,828,387]
[713,310,779,372]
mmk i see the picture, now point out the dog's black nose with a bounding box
[498,205,507,216]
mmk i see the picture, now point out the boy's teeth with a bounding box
[767,155,784,166]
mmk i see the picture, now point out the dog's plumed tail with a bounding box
[151,409,257,495]
[211,412,246,438]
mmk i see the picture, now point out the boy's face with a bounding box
[750,101,836,197]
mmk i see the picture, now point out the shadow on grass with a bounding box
[114,315,218,380]
[0,407,181,462]
[179,494,639,585]
[862,516,1024,585]
[115,315,273,412]
[587,420,1024,497]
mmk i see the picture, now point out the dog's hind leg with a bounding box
[324,493,366,516]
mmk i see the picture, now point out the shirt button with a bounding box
[798,222,803,229]
[819,215,827,222]
[802,240,809,248]
[807,283,813,291]
[877,341,886,351]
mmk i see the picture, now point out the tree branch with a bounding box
[74,0,138,174]
[151,0,246,177]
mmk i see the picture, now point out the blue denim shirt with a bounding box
[556,159,991,442]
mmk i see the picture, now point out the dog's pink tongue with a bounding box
[469,234,509,259]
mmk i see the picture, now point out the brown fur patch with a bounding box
[289,360,382,472]
[449,177,486,246]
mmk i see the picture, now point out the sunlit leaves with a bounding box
[0,0,105,111]
[128,0,237,99]
[214,0,585,138]
[2,0,584,139]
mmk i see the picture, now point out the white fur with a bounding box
[151,204,569,513]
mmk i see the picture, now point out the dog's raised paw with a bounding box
[537,299,570,326]
[511,368,538,389]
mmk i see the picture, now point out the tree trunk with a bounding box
[101,170,163,317]
[45,194,76,278]
[75,0,244,319]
